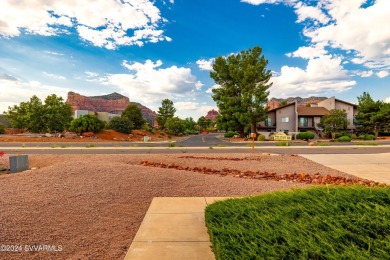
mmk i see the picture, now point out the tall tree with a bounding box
[210,46,272,137]
[355,92,383,137]
[121,104,145,129]
[156,99,176,130]
[318,109,349,139]
[4,95,45,132]
[43,94,73,132]
[4,94,72,133]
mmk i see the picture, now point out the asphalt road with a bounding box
[1,133,390,154]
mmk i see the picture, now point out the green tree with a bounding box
[318,109,349,139]
[108,116,133,134]
[156,99,176,130]
[43,94,73,132]
[165,117,185,136]
[183,117,196,131]
[197,116,208,130]
[121,104,146,129]
[211,46,272,137]
[371,102,390,135]
[0,123,5,134]
[4,95,45,132]
[355,92,384,137]
[69,114,105,134]
[4,94,72,133]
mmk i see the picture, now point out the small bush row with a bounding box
[224,131,239,138]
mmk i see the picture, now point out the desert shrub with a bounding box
[257,134,266,141]
[335,131,352,139]
[185,129,199,135]
[141,122,153,132]
[350,134,358,140]
[364,134,375,140]
[108,117,133,134]
[168,142,175,147]
[0,123,5,134]
[296,132,315,141]
[224,131,239,138]
[69,114,105,134]
[358,134,375,140]
[338,136,351,142]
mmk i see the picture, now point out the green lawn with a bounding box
[205,186,390,259]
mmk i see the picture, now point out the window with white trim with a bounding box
[282,117,289,123]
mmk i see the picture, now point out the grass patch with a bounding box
[209,146,213,149]
[275,141,290,146]
[168,142,175,148]
[205,186,390,260]
[316,141,330,146]
[217,143,227,147]
[86,143,95,148]
[354,142,379,146]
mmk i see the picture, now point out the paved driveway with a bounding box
[300,153,390,184]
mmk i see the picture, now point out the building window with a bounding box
[265,117,272,126]
[282,117,289,123]
[299,117,308,127]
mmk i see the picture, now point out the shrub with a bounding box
[168,142,175,147]
[185,129,199,135]
[257,134,266,141]
[364,134,375,140]
[276,141,290,146]
[335,131,352,139]
[358,134,375,140]
[108,117,133,134]
[141,122,153,132]
[296,132,315,141]
[338,136,351,142]
[350,134,358,140]
[0,123,5,134]
[224,131,239,138]
[69,114,105,134]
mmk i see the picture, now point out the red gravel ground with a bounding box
[0,154,350,259]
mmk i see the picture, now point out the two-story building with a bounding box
[257,96,358,137]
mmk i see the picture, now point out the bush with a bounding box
[108,117,133,134]
[335,131,352,139]
[338,136,351,142]
[296,132,315,141]
[69,114,105,134]
[165,117,185,136]
[185,129,199,135]
[0,123,5,134]
[141,122,153,132]
[168,142,175,147]
[224,131,239,138]
[257,134,266,141]
[358,134,375,140]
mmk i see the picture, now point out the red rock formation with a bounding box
[205,109,218,121]
[66,92,130,114]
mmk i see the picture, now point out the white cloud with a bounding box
[175,102,199,110]
[196,58,215,71]
[241,0,290,5]
[103,59,202,105]
[43,72,66,80]
[303,0,390,68]
[205,84,221,94]
[44,51,64,56]
[0,0,172,49]
[353,70,374,78]
[377,70,389,78]
[270,55,356,97]
[384,97,390,103]
[286,44,327,59]
[294,2,330,24]
[0,78,70,113]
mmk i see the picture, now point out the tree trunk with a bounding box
[239,126,245,138]
[251,123,256,134]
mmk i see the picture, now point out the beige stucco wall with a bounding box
[318,96,336,111]
[276,104,297,132]
[335,101,356,129]
[96,112,109,123]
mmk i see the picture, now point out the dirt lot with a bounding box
[0,153,354,259]
[0,129,174,143]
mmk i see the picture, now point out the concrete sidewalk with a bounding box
[301,153,390,184]
[124,197,230,260]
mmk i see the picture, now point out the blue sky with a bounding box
[0,0,389,119]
